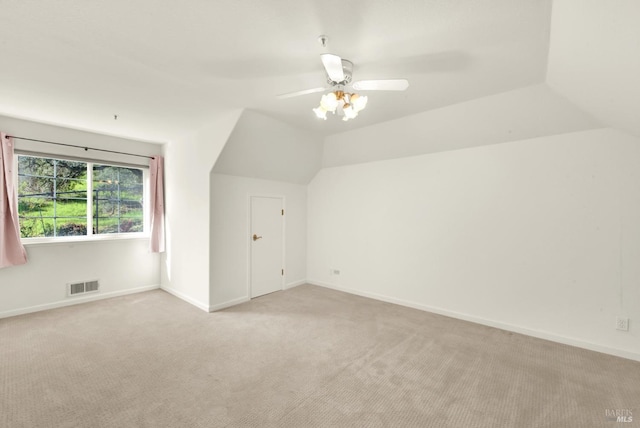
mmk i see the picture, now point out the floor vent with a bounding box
[67,280,100,297]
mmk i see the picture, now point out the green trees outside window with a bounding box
[18,155,144,238]
[93,165,143,234]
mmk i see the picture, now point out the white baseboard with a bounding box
[0,284,160,319]
[308,280,640,362]
[284,279,306,290]
[209,296,250,312]
[208,280,307,311]
[160,285,210,312]
[208,280,305,311]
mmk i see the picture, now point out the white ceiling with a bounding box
[213,110,323,184]
[546,0,640,138]
[322,83,602,167]
[0,0,554,142]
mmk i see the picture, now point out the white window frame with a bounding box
[15,153,150,245]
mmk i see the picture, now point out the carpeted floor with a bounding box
[1,284,638,427]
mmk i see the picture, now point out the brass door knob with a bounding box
[252,234,262,241]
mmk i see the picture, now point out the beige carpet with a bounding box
[1,285,638,428]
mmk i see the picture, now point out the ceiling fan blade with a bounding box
[276,87,326,99]
[321,53,345,83]
[353,79,409,91]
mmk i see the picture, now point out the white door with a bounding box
[250,196,284,298]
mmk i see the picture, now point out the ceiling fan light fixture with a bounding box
[351,94,368,112]
[343,104,358,120]
[320,92,339,112]
[313,106,328,120]
[314,90,366,121]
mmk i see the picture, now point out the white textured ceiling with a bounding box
[0,0,553,142]
[322,84,601,167]
[213,110,323,184]
[547,0,640,138]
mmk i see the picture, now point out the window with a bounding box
[92,164,144,234]
[17,154,145,239]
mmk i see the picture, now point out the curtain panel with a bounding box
[149,155,165,253]
[0,133,27,268]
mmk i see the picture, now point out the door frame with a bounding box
[247,194,286,298]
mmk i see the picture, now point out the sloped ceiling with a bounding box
[323,84,601,167]
[0,0,552,142]
[213,110,323,184]
[547,0,640,138]
[0,0,636,151]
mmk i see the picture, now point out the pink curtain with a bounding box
[0,133,27,268]
[149,155,165,253]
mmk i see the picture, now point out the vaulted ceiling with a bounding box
[546,0,640,138]
[0,0,637,143]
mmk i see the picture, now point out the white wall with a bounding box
[210,173,307,310]
[0,115,162,318]
[308,128,640,360]
[160,109,243,311]
[0,240,159,318]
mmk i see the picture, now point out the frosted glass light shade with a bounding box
[314,91,366,121]
[320,93,339,111]
[343,105,357,119]
[351,94,368,112]
[313,106,328,120]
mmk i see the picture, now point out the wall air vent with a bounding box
[67,280,100,297]
[84,280,99,293]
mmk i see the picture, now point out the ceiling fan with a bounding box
[277,49,409,121]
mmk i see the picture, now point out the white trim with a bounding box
[285,280,306,290]
[13,153,151,241]
[209,296,250,312]
[246,194,252,299]
[308,280,640,362]
[161,285,209,312]
[0,284,160,319]
[281,197,286,291]
[15,148,152,169]
[16,153,149,243]
[143,167,151,239]
[22,233,150,247]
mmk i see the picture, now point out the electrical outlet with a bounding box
[333,269,340,275]
[616,317,629,331]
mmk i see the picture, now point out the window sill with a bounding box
[22,233,150,247]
